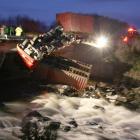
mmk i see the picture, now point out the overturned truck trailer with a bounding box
[17,12,93,90]
[56,12,93,34]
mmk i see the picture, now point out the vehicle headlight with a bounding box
[95,36,108,48]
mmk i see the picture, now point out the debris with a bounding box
[117,96,127,102]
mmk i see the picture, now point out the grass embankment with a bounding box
[123,53,140,81]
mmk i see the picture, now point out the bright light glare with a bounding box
[95,36,108,48]
[82,35,109,49]
[128,27,136,32]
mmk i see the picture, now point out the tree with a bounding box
[0,15,49,33]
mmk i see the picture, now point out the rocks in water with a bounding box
[21,111,79,140]
[93,105,105,112]
[87,120,103,129]
[63,126,71,132]
[21,111,61,140]
[68,118,78,128]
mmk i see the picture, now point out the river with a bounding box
[0,88,140,140]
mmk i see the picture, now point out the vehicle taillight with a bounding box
[128,27,137,34]
[123,36,128,43]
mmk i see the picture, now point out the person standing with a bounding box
[0,25,5,36]
[9,26,15,36]
[15,26,23,36]
[0,25,6,36]
[4,25,8,39]
[4,26,9,35]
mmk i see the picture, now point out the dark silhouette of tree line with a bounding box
[0,15,49,33]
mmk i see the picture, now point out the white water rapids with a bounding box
[0,93,140,140]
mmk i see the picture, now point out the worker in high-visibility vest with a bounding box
[15,26,23,36]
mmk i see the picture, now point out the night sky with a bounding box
[0,0,139,27]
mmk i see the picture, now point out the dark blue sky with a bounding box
[0,0,139,27]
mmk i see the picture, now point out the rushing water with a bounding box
[0,93,140,140]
